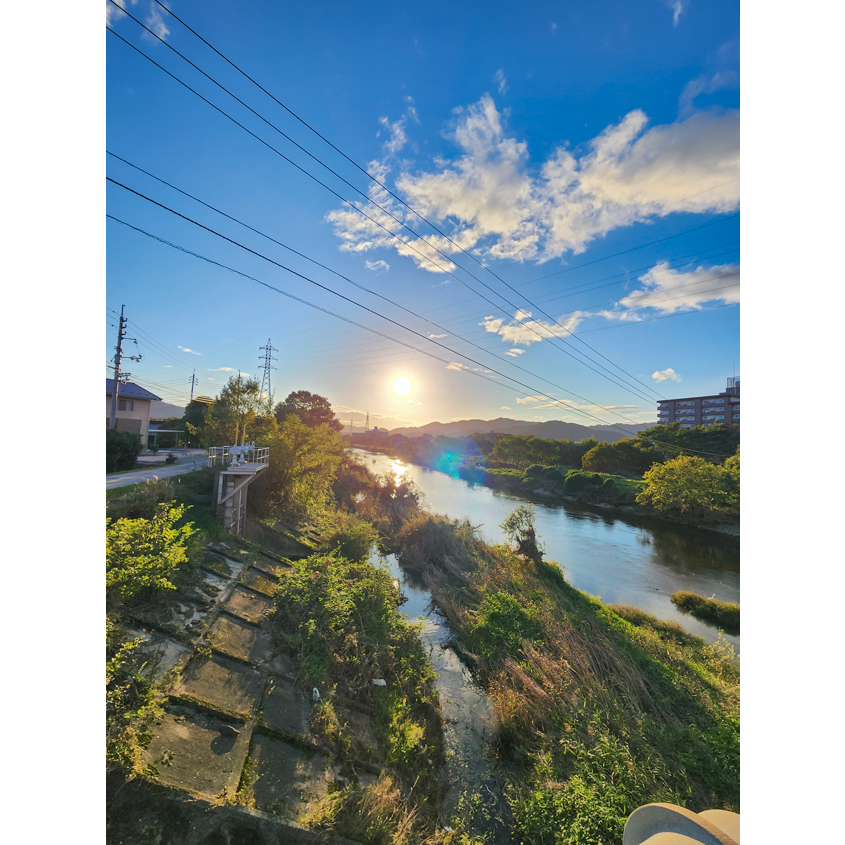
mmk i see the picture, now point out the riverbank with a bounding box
[353,445,740,537]
[391,510,740,845]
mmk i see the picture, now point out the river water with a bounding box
[360,449,739,839]
[357,449,740,652]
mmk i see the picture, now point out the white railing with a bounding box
[207,443,270,468]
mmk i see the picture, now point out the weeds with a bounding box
[671,590,740,635]
[393,508,740,845]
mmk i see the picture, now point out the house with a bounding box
[106,379,161,446]
[656,378,740,429]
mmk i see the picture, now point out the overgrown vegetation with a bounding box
[671,591,740,635]
[393,508,739,845]
[269,549,444,844]
[105,472,224,777]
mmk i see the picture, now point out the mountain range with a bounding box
[385,417,654,442]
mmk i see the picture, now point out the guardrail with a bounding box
[207,443,270,468]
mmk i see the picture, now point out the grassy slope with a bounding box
[394,513,739,845]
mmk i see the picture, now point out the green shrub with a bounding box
[106,503,197,602]
[524,463,545,479]
[316,510,379,562]
[563,471,604,494]
[106,429,142,473]
[542,466,566,483]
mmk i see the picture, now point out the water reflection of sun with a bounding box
[391,460,407,482]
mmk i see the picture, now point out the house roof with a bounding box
[105,379,161,401]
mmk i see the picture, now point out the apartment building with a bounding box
[656,378,740,429]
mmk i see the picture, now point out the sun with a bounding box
[393,377,412,396]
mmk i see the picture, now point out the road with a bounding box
[106,449,209,490]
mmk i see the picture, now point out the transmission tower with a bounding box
[258,339,278,411]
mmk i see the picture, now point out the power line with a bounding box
[107,177,665,419]
[105,20,724,406]
[146,0,738,326]
[106,213,645,432]
[106,168,663,409]
[105,212,733,458]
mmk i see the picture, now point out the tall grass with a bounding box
[393,511,740,845]
[671,590,740,635]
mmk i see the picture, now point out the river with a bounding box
[356,449,740,652]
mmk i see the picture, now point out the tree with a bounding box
[250,416,344,519]
[199,376,268,446]
[581,438,665,476]
[500,504,543,562]
[274,390,343,432]
[636,454,738,519]
[181,398,213,447]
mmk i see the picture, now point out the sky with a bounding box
[106,0,740,433]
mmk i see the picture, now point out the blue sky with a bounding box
[106,0,740,431]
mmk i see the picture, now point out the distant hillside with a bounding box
[150,400,186,420]
[387,417,654,442]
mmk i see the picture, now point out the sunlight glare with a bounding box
[393,377,412,396]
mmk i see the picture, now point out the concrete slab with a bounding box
[143,708,250,798]
[128,600,210,640]
[244,733,330,818]
[241,569,279,597]
[251,556,291,580]
[209,615,272,664]
[266,653,297,677]
[224,586,273,624]
[261,678,310,736]
[176,655,262,717]
[125,629,192,681]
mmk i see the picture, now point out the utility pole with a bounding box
[234,372,241,446]
[109,305,142,431]
[258,339,278,413]
[190,369,196,403]
[108,306,127,430]
[365,411,369,433]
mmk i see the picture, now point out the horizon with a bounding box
[107,1,739,437]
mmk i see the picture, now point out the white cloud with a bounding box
[605,261,740,316]
[378,116,407,156]
[652,368,681,382]
[406,398,422,406]
[144,6,170,40]
[481,309,584,347]
[178,346,201,355]
[505,348,525,357]
[446,362,493,374]
[679,70,739,116]
[494,69,508,95]
[327,93,739,270]
[500,406,512,410]
[163,365,172,368]
[106,0,136,26]
[669,0,686,26]
[365,259,390,273]
[516,395,639,414]
[428,333,447,339]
